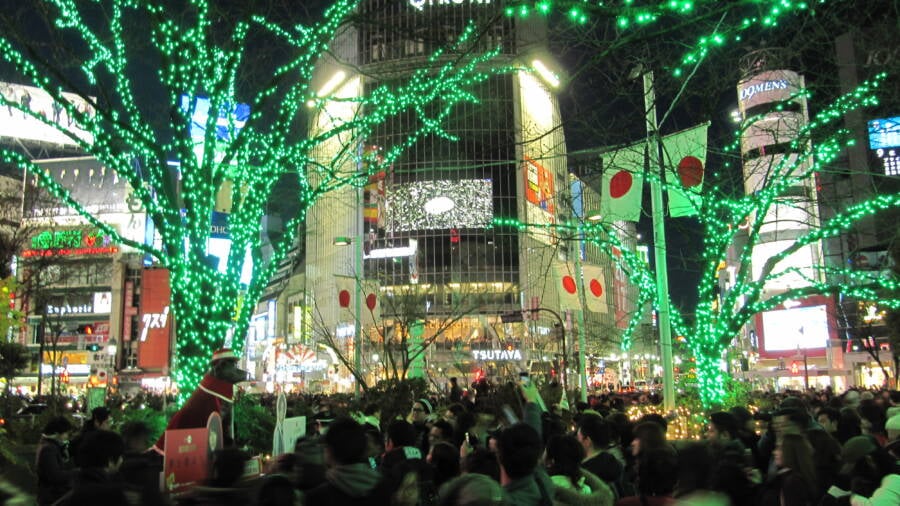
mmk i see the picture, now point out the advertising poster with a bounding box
[0,81,94,145]
[523,156,556,244]
[163,427,209,496]
[138,269,172,371]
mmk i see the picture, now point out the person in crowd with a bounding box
[729,406,761,462]
[409,398,434,457]
[381,419,436,506]
[759,433,818,506]
[818,407,842,439]
[293,436,326,492]
[544,434,591,494]
[577,413,625,497]
[449,377,463,404]
[437,473,507,506]
[428,442,461,489]
[857,403,888,446]
[884,413,900,460]
[429,420,455,447]
[615,448,678,506]
[35,416,75,506]
[118,421,165,505]
[494,382,555,506]
[54,430,127,506]
[819,435,897,505]
[707,412,744,451]
[70,406,111,467]
[256,474,298,506]
[179,448,251,506]
[630,420,671,460]
[837,407,864,445]
[461,447,501,481]
[303,417,386,504]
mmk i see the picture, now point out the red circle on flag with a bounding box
[562,276,577,294]
[338,290,351,308]
[609,170,633,198]
[678,156,704,188]
[589,279,603,297]
[366,293,378,311]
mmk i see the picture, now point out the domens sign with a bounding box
[739,79,790,101]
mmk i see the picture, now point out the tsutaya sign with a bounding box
[472,349,523,361]
[409,0,491,11]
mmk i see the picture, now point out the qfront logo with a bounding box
[740,79,790,101]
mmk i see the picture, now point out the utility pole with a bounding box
[638,68,676,412]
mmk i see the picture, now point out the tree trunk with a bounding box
[693,350,728,408]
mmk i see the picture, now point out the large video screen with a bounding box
[868,116,900,149]
[0,82,94,146]
[760,305,829,352]
[28,158,135,219]
[386,179,493,231]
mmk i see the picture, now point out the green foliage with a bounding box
[0,341,29,382]
[116,404,174,445]
[233,393,275,455]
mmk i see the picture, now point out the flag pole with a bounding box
[640,69,677,412]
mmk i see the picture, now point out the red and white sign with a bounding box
[138,269,172,371]
[335,276,380,327]
[163,427,209,495]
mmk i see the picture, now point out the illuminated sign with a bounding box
[23,228,118,258]
[472,349,523,361]
[0,81,95,146]
[409,0,491,10]
[46,303,93,315]
[739,79,790,101]
[138,269,172,370]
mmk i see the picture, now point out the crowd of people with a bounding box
[3,384,900,506]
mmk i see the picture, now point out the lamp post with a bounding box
[635,66,677,412]
[334,235,364,400]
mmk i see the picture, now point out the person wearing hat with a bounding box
[819,435,899,506]
[408,398,433,457]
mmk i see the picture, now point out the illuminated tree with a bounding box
[497,2,900,407]
[0,0,504,399]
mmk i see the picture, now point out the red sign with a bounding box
[138,269,172,370]
[162,427,209,495]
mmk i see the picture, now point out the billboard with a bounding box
[28,158,138,219]
[138,269,172,370]
[755,295,836,358]
[523,156,556,244]
[737,69,803,111]
[385,179,493,231]
[0,82,95,146]
[867,116,900,176]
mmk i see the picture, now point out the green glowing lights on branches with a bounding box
[0,0,505,401]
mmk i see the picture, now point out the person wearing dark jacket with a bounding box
[35,416,75,506]
[496,382,556,506]
[577,413,625,498]
[303,417,387,505]
[53,429,127,506]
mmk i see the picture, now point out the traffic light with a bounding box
[790,361,800,375]
[76,324,94,335]
[86,343,101,352]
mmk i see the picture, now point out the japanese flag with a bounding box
[335,276,380,327]
[554,262,581,311]
[662,123,709,218]
[359,280,380,327]
[581,265,608,313]
[600,142,645,222]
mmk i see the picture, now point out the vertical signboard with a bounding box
[523,156,557,244]
[162,427,209,495]
[138,269,172,370]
